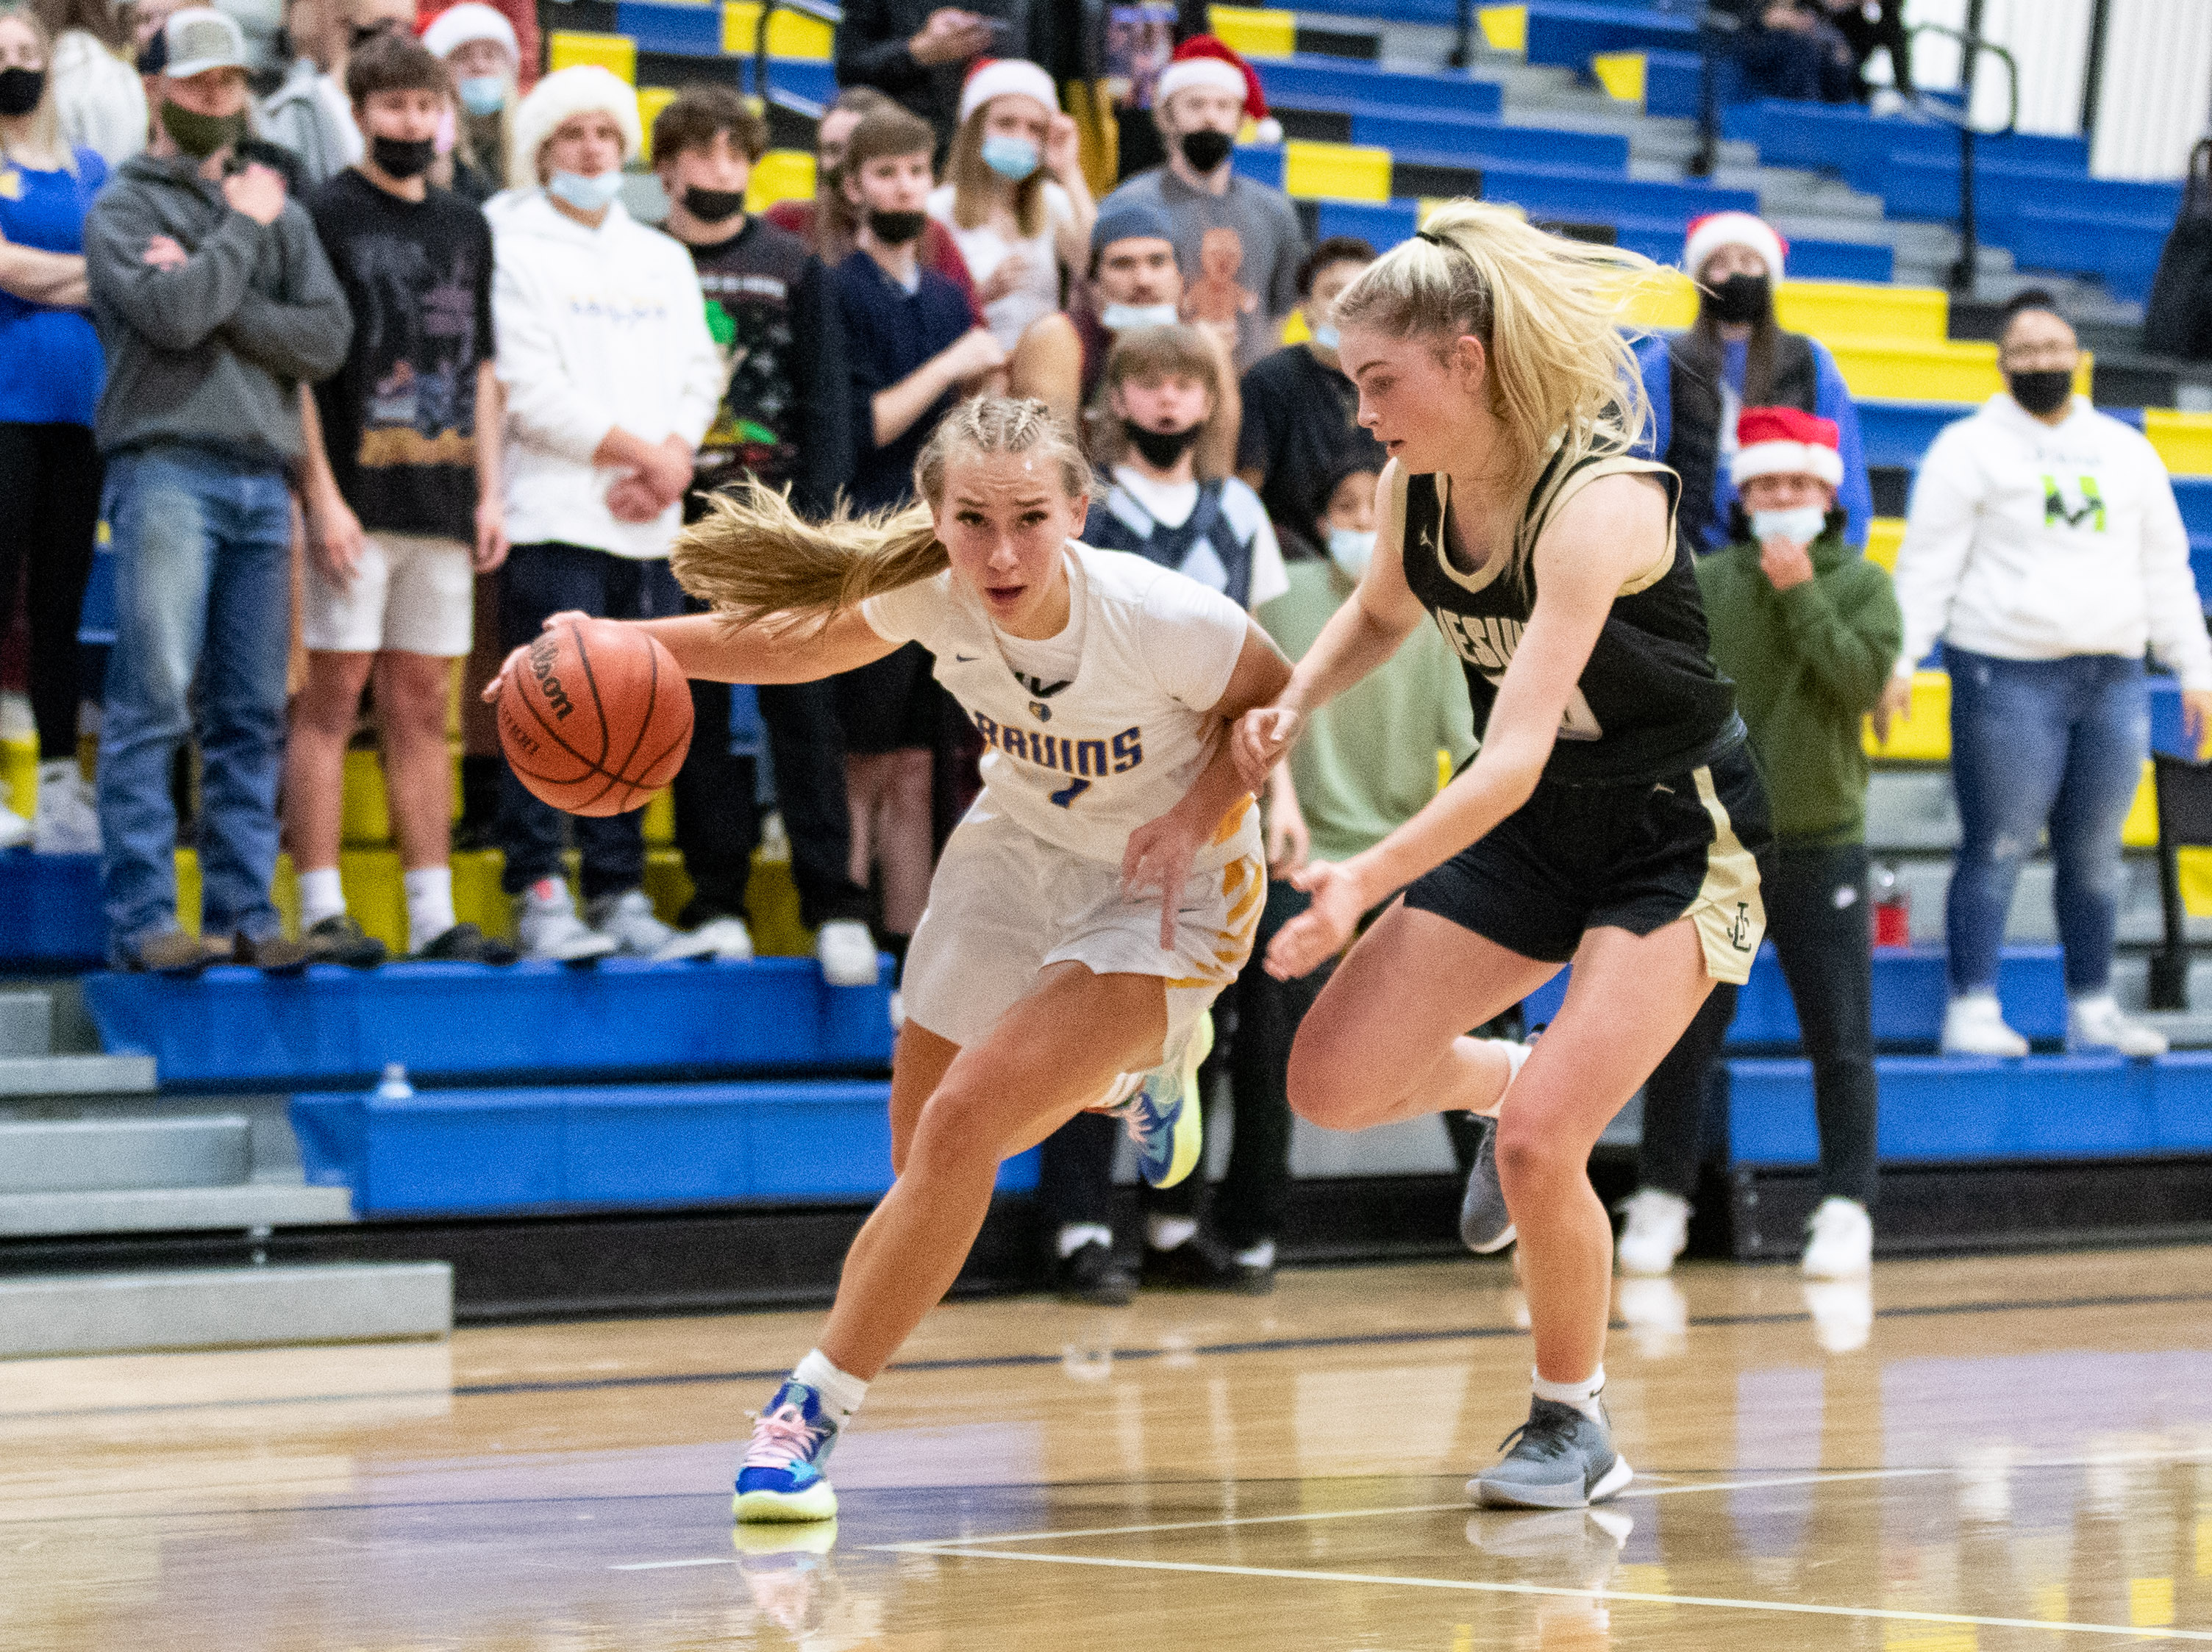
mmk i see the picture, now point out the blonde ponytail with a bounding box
[670,396,1093,630]
[1334,200,1660,513]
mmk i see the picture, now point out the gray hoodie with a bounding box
[85,150,352,465]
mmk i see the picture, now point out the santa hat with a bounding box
[1156,35,1281,145]
[957,57,1060,127]
[1683,210,1785,283]
[1731,405,1842,489]
[511,64,642,184]
[423,1,518,63]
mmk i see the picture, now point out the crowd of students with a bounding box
[0,0,2201,1292]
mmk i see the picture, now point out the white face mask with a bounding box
[1749,504,1827,547]
[1099,301,1180,332]
[1326,527,1375,578]
[549,169,624,213]
[1311,322,1341,351]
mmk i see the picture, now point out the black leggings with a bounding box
[0,423,101,760]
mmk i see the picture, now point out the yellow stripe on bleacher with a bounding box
[548,29,635,82]
[1620,274,1952,343]
[1284,140,1391,203]
[637,85,678,160]
[1865,516,1904,573]
[1208,4,1296,60]
[1864,669,1949,761]
[2145,410,2212,476]
[1591,51,1646,108]
[1824,338,2092,404]
[721,1,833,58]
[745,149,815,210]
[1478,4,1527,52]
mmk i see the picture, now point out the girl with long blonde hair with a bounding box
[1235,201,1772,1509]
[488,397,1291,1525]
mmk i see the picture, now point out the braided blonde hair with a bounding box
[671,397,1093,629]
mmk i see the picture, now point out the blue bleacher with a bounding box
[1347,110,1630,171]
[1513,1,1699,68]
[0,850,103,968]
[1255,55,1504,118]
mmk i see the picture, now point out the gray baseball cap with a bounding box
[163,7,251,78]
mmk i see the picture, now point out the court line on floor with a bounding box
[13,1284,2212,1424]
[893,1547,2212,1641]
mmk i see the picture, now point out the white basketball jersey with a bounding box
[861,543,1259,868]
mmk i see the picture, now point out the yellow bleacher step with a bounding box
[638,85,678,159]
[721,1,834,59]
[1621,276,1950,344]
[1865,517,1905,573]
[547,29,635,82]
[2144,410,2212,477]
[1478,4,1527,53]
[746,149,815,211]
[1208,4,1296,60]
[1284,140,1391,203]
[1591,51,1646,108]
[1824,336,2092,404]
[1,733,33,818]
[1864,669,1947,761]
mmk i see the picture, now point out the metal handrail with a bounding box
[1905,22,2019,293]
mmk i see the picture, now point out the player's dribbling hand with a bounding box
[1264,858,1365,980]
[482,610,593,702]
[1121,809,1204,952]
[1233,705,1300,790]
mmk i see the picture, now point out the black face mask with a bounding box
[1123,419,1202,468]
[866,207,927,246]
[1705,271,1770,325]
[2008,368,2073,417]
[1178,129,1234,174]
[370,134,435,179]
[682,185,746,222]
[0,66,44,118]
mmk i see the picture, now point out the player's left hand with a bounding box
[482,609,593,702]
[1265,858,1365,980]
[1121,807,1205,952]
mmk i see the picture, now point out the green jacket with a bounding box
[1695,526,1902,845]
[1259,558,1477,863]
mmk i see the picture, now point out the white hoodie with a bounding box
[491,191,724,559]
[1893,393,2212,688]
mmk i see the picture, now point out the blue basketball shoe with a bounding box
[733,1381,841,1523]
[1105,1011,1212,1189]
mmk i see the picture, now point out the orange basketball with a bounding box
[496,618,694,817]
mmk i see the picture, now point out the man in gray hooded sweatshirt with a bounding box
[85,5,352,973]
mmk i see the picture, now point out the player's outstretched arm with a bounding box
[1124,620,1294,949]
[481,607,899,704]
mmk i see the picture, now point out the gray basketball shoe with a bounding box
[1471,1395,1633,1509]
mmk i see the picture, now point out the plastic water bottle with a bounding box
[375,1062,413,1103]
[1872,864,1910,948]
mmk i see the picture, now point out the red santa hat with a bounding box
[1155,35,1282,145]
[957,57,1060,127]
[1731,405,1843,489]
[1682,210,1785,283]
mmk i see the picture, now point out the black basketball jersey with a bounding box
[1395,443,1741,786]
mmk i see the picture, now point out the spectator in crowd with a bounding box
[421,0,513,200]
[926,57,1092,421]
[1883,290,2212,1060]
[832,0,1034,148]
[1635,211,1872,554]
[0,2,106,854]
[1093,0,1202,182]
[32,0,143,163]
[1618,407,1898,1281]
[649,85,880,983]
[489,63,721,959]
[285,32,507,965]
[1722,0,1858,104]
[85,5,352,973]
[1235,235,1387,545]
[257,0,374,187]
[415,0,535,92]
[1823,0,1911,102]
[1099,34,1297,374]
[832,102,1004,976]
[765,84,980,318]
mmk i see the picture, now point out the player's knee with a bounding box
[1285,1048,1377,1131]
[1494,1115,1571,1189]
[901,1080,1012,1181]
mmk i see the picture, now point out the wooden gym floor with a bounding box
[4,1246,2211,1650]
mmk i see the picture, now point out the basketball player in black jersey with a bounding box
[1238,201,1773,1509]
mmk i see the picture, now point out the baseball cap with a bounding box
[163,7,250,78]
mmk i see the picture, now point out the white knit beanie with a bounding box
[423,1,518,62]
[1681,211,1785,283]
[957,58,1058,127]
[510,65,641,185]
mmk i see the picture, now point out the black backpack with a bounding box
[2144,138,2212,360]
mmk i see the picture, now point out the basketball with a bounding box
[496,617,693,817]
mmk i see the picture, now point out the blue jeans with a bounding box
[1944,646,2148,996]
[96,445,294,961]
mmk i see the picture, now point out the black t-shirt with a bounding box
[684,215,855,519]
[834,249,972,512]
[1235,343,1386,537]
[307,170,494,540]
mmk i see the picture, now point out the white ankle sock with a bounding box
[1057,1222,1113,1259]
[1532,1365,1607,1423]
[1233,1239,1275,1269]
[1147,1215,1198,1253]
[791,1348,868,1426]
[404,865,456,953]
[297,866,346,927]
[1470,1037,1530,1120]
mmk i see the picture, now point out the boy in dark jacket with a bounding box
[1618,406,1902,1285]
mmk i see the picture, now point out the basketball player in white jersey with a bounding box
[488,397,1290,1523]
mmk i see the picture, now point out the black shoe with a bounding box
[122,929,226,976]
[413,921,519,965]
[302,913,388,969]
[1141,1234,1266,1292]
[1052,1239,1135,1306]
[233,932,314,974]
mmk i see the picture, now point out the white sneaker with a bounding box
[655,913,756,962]
[1802,1279,1874,1354]
[2066,993,2169,1058]
[0,803,26,851]
[1801,1195,1873,1279]
[816,918,880,987]
[31,760,100,854]
[516,879,617,962]
[586,888,674,956]
[1615,1188,1690,1276]
[1940,991,2028,1057]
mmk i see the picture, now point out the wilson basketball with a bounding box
[496,617,693,817]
